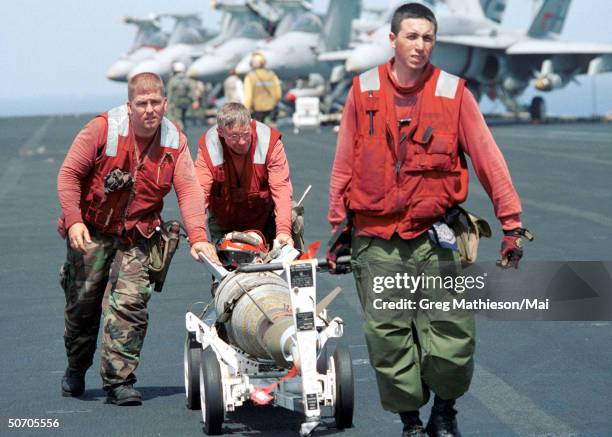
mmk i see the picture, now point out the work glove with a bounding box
[273,232,294,250]
[326,228,352,275]
[498,227,534,269]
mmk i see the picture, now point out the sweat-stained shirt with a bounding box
[194,136,293,237]
[329,61,523,238]
[57,117,208,243]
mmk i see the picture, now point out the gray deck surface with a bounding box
[0,115,610,436]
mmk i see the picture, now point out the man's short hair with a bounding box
[217,102,251,129]
[391,2,438,35]
[128,72,165,101]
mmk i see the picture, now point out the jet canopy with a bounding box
[167,16,207,45]
[289,13,323,34]
[132,27,168,50]
[235,21,268,39]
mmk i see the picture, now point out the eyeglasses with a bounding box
[222,130,251,141]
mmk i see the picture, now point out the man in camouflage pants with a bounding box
[61,236,154,393]
[57,72,209,405]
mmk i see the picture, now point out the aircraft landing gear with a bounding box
[529,96,546,122]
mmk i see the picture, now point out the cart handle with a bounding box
[236,255,351,273]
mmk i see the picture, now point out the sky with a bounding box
[1,0,611,117]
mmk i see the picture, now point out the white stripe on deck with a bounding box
[0,118,52,200]
[469,188,612,228]
[502,144,612,167]
[471,364,578,436]
[495,130,612,142]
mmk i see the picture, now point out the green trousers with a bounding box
[351,233,475,412]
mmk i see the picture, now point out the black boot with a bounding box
[106,384,142,406]
[400,411,427,437]
[61,368,85,397]
[425,396,462,437]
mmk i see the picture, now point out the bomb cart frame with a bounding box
[185,252,354,436]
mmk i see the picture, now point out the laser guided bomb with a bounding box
[184,232,353,436]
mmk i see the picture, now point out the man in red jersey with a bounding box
[194,102,297,253]
[328,3,531,436]
[57,72,209,406]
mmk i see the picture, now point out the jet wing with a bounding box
[317,50,353,62]
[507,40,612,55]
[506,41,612,75]
[436,34,517,50]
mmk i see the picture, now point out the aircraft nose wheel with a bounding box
[200,347,224,435]
[530,96,546,121]
[184,332,201,410]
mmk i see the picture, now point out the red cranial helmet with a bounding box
[216,230,268,269]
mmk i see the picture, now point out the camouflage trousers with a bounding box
[60,232,153,390]
[351,233,475,412]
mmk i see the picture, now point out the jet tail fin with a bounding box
[479,0,507,23]
[322,0,362,52]
[445,0,486,20]
[527,0,571,38]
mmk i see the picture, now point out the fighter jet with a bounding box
[128,13,215,81]
[187,1,310,83]
[129,1,308,82]
[341,0,612,119]
[477,0,507,24]
[106,15,170,82]
[234,0,361,82]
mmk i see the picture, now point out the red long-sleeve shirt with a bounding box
[194,139,293,236]
[57,117,208,243]
[329,67,522,236]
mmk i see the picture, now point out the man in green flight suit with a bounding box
[167,62,200,128]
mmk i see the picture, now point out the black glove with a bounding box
[498,227,534,269]
[326,229,352,275]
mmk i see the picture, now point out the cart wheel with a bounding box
[200,347,224,435]
[184,332,201,410]
[331,346,354,429]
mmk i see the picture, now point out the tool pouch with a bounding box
[147,220,182,292]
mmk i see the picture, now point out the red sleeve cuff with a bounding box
[63,212,84,231]
[500,214,522,231]
[276,225,292,237]
[188,231,208,245]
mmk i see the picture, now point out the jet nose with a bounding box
[129,60,170,80]
[235,55,251,76]
[106,60,133,82]
[345,56,363,74]
[345,44,390,73]
[258,51,281,71]
[187,56,227,82]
